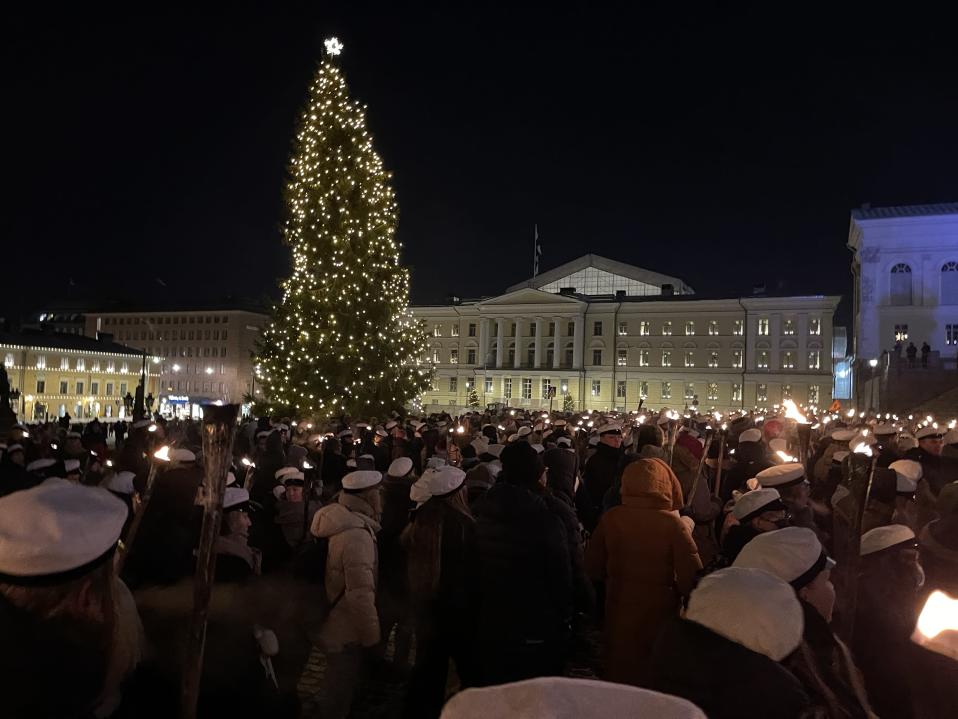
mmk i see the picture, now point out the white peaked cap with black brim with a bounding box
[685,567,804,662]
[860,524,916,557]
[422,465,467,498]
[755,463,806,489]
[0,479,126,584]
[342,470,382,492]
[734,526,835,590]
[388,457,413,478]
[731,488,785,522]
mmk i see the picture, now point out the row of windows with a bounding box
[889,262,958,305]
[34,379,130,396]
[893,324,958,346]
[161,364,226,376]
[116,329,228,342]
[433,346,822,370]
[9,355,135,373]
[436,377,821,406]
[431,318,823,338]
[103,315,230,326]
[166,381,228,395]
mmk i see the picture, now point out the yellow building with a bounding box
[0,330,160,423]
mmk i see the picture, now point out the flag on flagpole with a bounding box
[533,224,542,277]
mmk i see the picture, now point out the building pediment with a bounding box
[478,288,585,307]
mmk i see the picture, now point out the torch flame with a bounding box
[912,590,958,661]
[783,399,809,424]
[153,445,171,462]
[852,442,873,457]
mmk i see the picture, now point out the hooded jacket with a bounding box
[585,459,702,686]
[310,492,381,652]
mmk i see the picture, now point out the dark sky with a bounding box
[5,4,958,323]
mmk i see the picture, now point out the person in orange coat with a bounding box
[585,458,702,687]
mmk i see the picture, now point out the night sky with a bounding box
[5,5,958,324]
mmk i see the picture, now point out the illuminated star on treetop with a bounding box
[324,37,344,57]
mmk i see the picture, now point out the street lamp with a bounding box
[172,364,181,372]
[868,358,878,368]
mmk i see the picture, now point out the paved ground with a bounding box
[297,624,602,718]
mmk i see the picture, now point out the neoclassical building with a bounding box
[411,255,840,413]
[848,203,958,360]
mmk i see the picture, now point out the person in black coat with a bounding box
[581,425,625,531]
[377,457,416,669]
[401,465,478,718]
[721,432,772,504]
[651,567,811,719]
[473,442,573,685]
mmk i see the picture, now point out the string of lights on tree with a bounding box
[255,37,431,418]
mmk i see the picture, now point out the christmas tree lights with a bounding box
[255,38,430,418]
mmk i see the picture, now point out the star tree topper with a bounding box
[324,37,344,57]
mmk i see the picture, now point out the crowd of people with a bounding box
[1,403,957,718]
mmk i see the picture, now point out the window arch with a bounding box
[890,263,912,306]
[942,262,958,305]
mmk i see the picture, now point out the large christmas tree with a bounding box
[255,38,430,418]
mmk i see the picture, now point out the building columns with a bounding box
[479,318,490,366]
[513,318,522,369]
[573,316,584,369]
[534,318,545,368]
[495,318,505,369]
[553,318,562,369]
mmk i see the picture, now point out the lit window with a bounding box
[708,351,719,368]
[707,382,719,401]
[661,350,672,367]
[662,321,672,336]
[522,378,532,399]
[685,383,696,401]
[449,377,458,392]
[947,324,958,346]
[783,319,795,335]
[685,350,695,367]
[3,354,13,368]
[503,378,512,398]
[895,324,909,342]
[433,325,442,337]
[782,384,792,399]
[432,349,441,363]
[451,325,459,337]
[782,351,795,369]
[758,318,769,336]
[757,383,768,402]
[685,321,695,336]
[591,380,601,397]
[639,321,651,336]
[60,357,69,370]
[661,381,672,400]
[541,379,552,398]
[616,381,627,399]
[708,321,719,336]
[757,350,769,369]
[484,376,493,393]
[732,383,742,402]
[808,350,821,369]
[91,361,100,372]
[617,322,627,336]
[733,320,744,336]
[638,349,650,367]
[617,348,627,366]
[450,349,459,364]
[639,381,648,399]
[809,385,820,404]
[809,318,821,336]
[120,362,129,374]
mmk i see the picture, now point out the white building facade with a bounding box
[412,255,839,413]
[83,308,268,417]
[848,203,958,361]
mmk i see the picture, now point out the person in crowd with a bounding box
[651,567,811,719]
[906,341,918,367]
[888,459,922,531]
[719,487,787,563]
[919,481,958,596]
[734,527,875,717]
[921,341,931,368]
[274,469,321,549]
[722,428,772,503]
[378,456,416,670]
[585,458,702,686]
[755,463,825,541]
[321,437,349,500]
[214,487,262,581]
[402,465,478,718]
[0,479,144,718]
[581,423,625,531]
[472,441,572,685]
[310,469,383,719]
